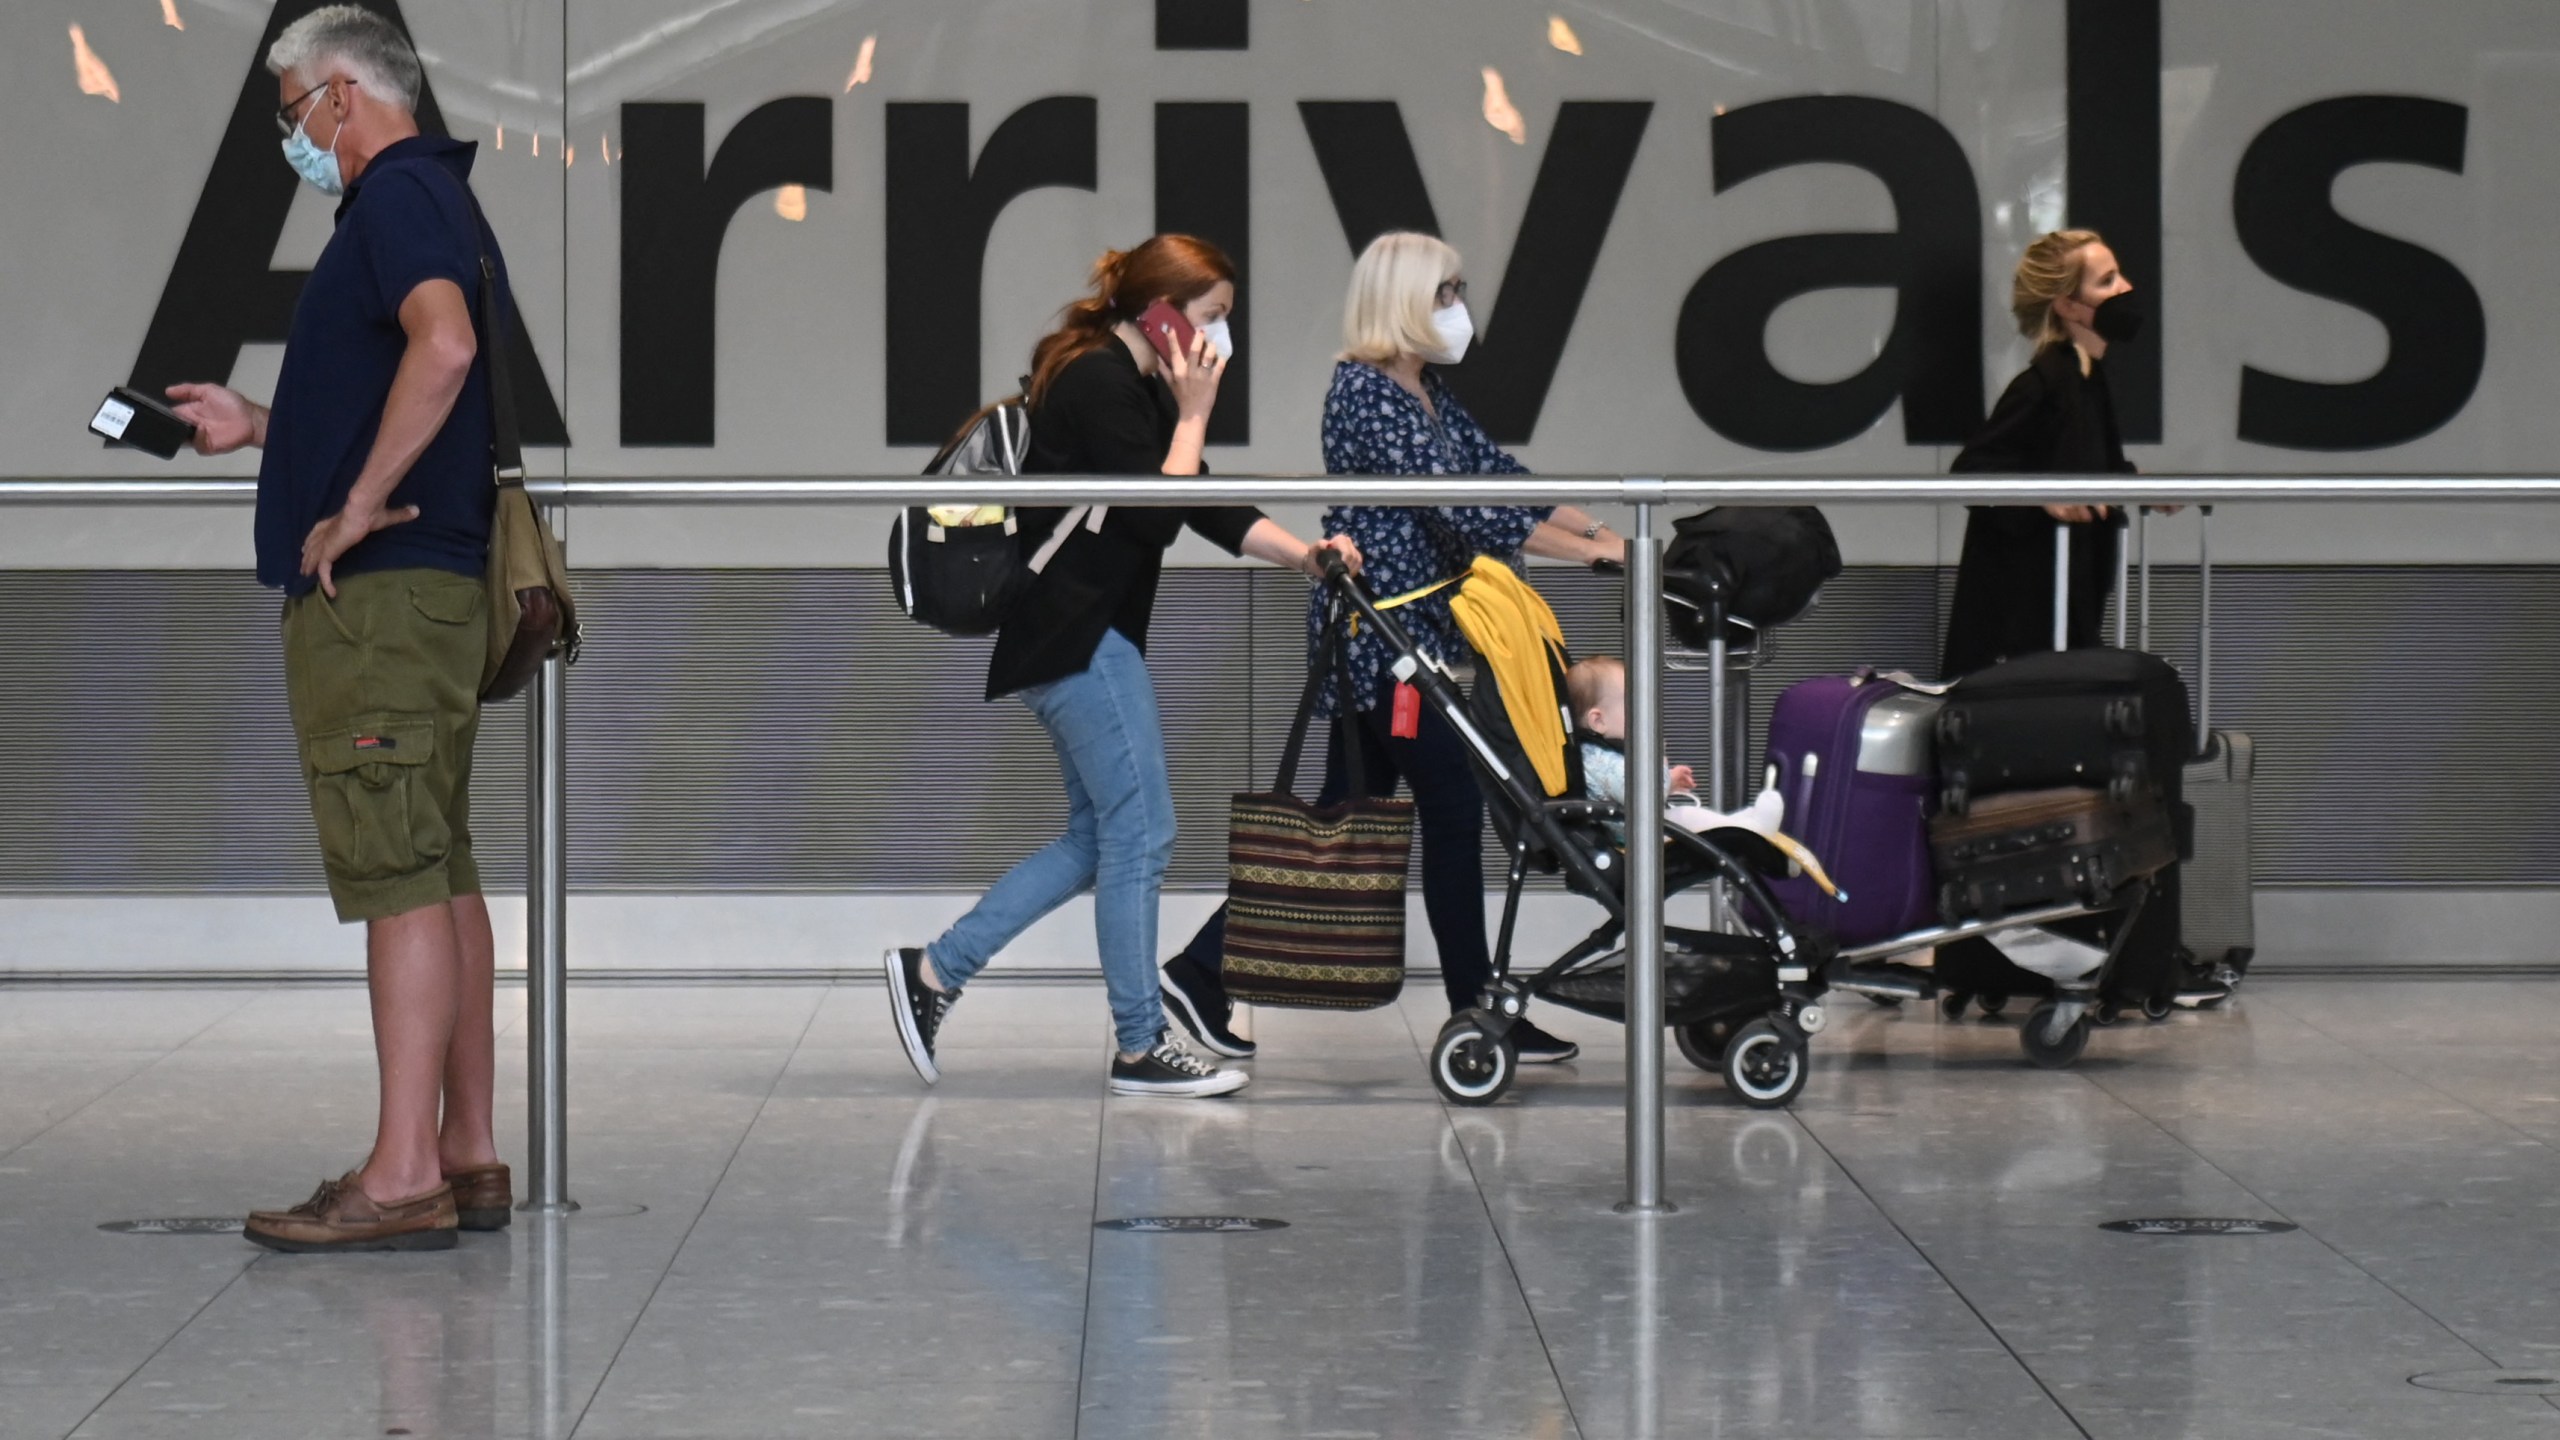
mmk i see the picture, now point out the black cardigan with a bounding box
[1951,342,2138,478]
[985,341,1264,699]
[1939,342,2135,677]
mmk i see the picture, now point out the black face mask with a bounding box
[2091,290,2145,345]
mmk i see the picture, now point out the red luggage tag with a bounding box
[1390,682,1422,739]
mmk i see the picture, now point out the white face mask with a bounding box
[1197,317,1235,362]
[1424,300,1474,364]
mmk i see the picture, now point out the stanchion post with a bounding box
[528,1209,571,1438]
[523,507,574,1214]
[1619,500,1671,1215]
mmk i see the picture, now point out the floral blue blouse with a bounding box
[1307,360,1550,715]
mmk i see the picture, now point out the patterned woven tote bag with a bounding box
[1222,604,1416,1010]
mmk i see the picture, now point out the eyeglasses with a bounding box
[275,78,353,136]
[1435,278,1469,307]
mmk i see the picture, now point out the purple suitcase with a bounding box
[1760,673,1942,946]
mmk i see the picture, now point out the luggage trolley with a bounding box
[1766,519,2175,1068]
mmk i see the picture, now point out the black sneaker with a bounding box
[1109,1031,1249,1098]
[1160,955,1255,1059]
[2173,980,2233,1010]
[1509,1018,1581,1065]
[2173,954,2235,1010]
[885,947,958,1084]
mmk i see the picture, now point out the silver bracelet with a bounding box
[1582,520,1605,540]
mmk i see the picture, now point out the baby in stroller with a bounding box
[1318,556,1833,1108]
[1566,655,1786,838]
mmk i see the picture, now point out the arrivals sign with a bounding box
[7,0,2545,478]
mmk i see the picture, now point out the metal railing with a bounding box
[10,471,2560,1217]
[18,474,2560,505]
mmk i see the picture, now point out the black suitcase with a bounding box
[1930,787,2179,923]
[1935,647,2195,816]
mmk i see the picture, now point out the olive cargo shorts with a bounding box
[282,568,485,923]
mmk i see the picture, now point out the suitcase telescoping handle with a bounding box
[2053,512,2136,653]
[2198,503,2214,736]
[2051,522,2072,653]
[2133,503,2216,740]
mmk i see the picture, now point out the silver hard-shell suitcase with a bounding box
[2139,506,2256,980]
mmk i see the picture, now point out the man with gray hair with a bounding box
[167,4,517,1252]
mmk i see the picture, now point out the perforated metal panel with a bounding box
[3,565,2554,894]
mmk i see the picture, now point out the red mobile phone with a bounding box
[1137,300,1195,366]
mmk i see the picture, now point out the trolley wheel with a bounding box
[2091,999,2123,1028]
[1939,991,1971,1022]
[1430,1011,1517,1106]
[1722,1019,1807,1109]
[2143,993,2176,1022]
[1976,993,2010,1019]
[2021,1001,2091,1069]
[1675,1018,1734,1072]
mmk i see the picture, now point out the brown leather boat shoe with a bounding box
[245,1173,458,1253]
[445,1162,513,1231]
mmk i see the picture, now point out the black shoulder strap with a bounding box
[409,159,520,481]
[476,246,523,482]
[1270,597,1371,801]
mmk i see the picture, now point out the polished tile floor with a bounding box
[4,976,2560,1439]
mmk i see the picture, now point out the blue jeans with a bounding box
[927,630,1176,1054]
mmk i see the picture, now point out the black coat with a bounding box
[985,341,1263,699]
[1940,343,2136,679]
[1933,342,2188,1006]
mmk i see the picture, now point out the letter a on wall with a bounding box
[128,0,568,444]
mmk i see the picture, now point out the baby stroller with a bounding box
[1319,556,1834,1109]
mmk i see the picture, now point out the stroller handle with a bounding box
[1318,561,1421,655]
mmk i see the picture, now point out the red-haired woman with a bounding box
[885,235,1360,1099]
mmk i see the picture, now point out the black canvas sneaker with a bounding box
[1160,955,1255,1059]
[1508,1018,1581,1064]
[1109,1031,1249,1098]
[885,947,958,1084]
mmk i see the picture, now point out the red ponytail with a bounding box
[1027,235,1236,407]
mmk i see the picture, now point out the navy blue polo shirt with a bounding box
[255,135,507,595]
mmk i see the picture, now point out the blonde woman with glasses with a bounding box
[1160,230,1620,1066]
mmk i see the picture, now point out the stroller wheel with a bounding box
[1722,1019,1807,1109]
[1674,1019,1732,1072]
[1976,993,2010,1018]
[1430,1012,1517,1107]
[2142,993,2176,1022]
[1939,991,1971,1022]
[2020,1001,2091,1069]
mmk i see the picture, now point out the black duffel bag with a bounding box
[1664,506,1842,646]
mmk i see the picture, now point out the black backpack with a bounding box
[886,398,1097,637]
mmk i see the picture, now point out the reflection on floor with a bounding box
[4,977,2560,1438]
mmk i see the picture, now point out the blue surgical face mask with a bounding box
[1198,317,1235,362]
[281,109,344,196]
